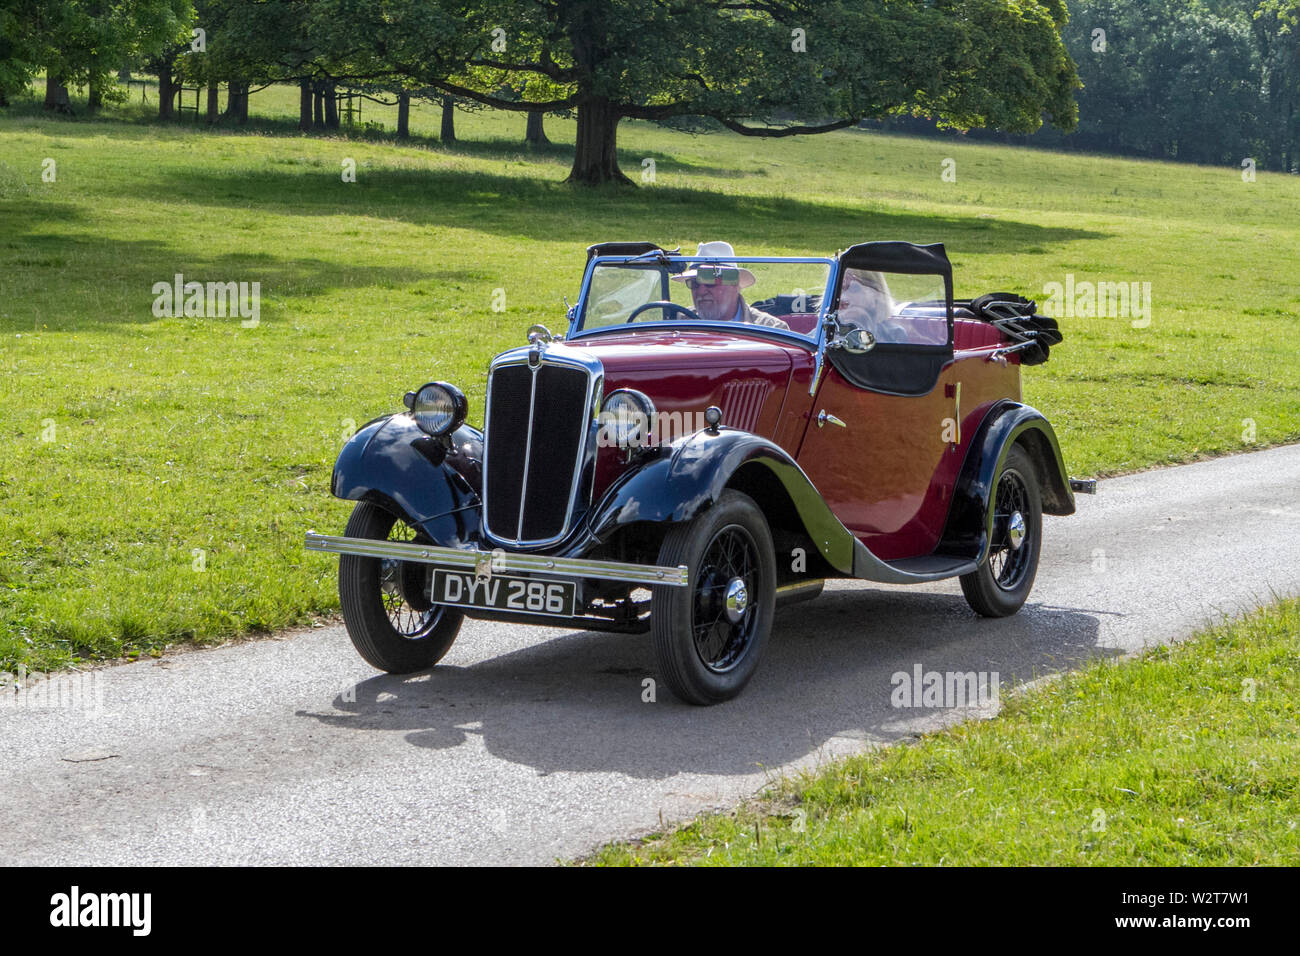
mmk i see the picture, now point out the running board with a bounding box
[1069,477,1097,494]
[853,539,979,585]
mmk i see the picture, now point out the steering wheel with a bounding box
[626,301,705,323]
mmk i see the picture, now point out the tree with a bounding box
[349,0,1079,184]
[30,0,193,113]
[1244,0,1300,170]
[0,0,44,105]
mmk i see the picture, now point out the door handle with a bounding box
[816,409,846,429]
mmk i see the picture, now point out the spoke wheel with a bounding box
[987,468,1032,591]
[339,501,464,673]
[651,491,776,705]
[691,526,761,673]
[959,445,1042,618]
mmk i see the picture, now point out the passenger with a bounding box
[671,241,789,330]
[837,269,910,343]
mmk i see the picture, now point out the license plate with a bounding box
[432,570,575,617]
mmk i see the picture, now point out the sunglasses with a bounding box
[686,266,740,289]
[847,275,886,294]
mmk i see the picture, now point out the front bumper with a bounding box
[304,531,690,588]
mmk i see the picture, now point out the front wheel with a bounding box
[650,491,776,705]
[959,445,1043,617]
[338,501,464,673]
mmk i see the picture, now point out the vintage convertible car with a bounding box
[306,241,1094,704]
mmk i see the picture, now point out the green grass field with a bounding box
[2,80,1299,670]
[587,598,1300,866]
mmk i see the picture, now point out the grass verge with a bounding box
[586,598,1300,865]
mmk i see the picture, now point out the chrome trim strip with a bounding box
[515,363,540,540]
[305,532,689,587]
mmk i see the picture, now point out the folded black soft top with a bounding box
[958,292,1063,366]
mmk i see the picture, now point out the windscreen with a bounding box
[579,258,832,339]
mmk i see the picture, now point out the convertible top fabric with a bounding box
[838,241,953,278]
[585,241,665,261]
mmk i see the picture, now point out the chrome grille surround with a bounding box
[482,343,604,548]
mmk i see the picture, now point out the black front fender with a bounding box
[331,414,483,547]
[587,430,860,575]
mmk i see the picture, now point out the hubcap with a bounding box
[1007,511,1026,551]
[724,577,749,624]
[990,469,1033,591]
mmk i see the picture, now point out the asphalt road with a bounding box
[3,444,1298,865]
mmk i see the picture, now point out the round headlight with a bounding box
[410,381,467,437]
[599,389,656,450]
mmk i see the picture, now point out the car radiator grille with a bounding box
[484,360,593,544]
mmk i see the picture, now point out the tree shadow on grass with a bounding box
[0,202,474,332]
[103,164,1110,261]
[6,110,755,179]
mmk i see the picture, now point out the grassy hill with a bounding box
[2,83,1298,670]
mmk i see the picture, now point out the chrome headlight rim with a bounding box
[405,381,468,437]
[598,388,656,450]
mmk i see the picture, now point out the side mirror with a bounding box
[837,327,876,354]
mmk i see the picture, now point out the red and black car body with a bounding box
[307,241,1092,704]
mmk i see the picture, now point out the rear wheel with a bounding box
[650,491,776,705]
[959,445,1042,617]
[338,501,464,673]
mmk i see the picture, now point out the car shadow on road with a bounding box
[296,583,1113,780]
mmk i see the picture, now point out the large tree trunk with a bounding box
[324,83,339,129]
[44,74,72,113]
[206,80,219,124]
[440,95,456,142]
[88,76,103,111]
[567,96,630,185]
[299,80,312,131]
[525,110,550,146]
[396,91,410,139]
[158,64,174,120]
[1285,95,1294,173]
[227,81,249,124]
[313,84,324,128]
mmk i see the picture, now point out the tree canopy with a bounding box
[343,0,1080,182]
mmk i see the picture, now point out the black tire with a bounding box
[959,444,1042,617]
[650,490,776,705]
[338,501,464,673]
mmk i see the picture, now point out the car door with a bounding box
[794,242,960,562]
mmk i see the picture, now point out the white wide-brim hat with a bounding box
[670,241,757,289]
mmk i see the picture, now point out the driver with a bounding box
[671,241,789,330]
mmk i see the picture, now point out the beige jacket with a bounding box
[736,298,789,331]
